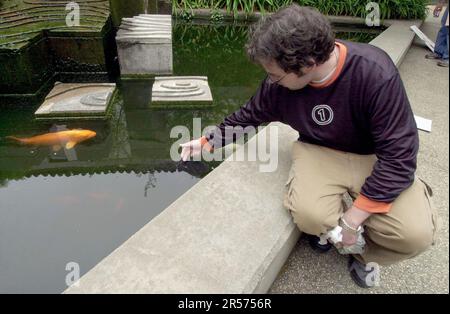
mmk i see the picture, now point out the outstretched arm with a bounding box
[180,79,281,161]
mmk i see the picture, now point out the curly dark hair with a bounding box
[246,4,335,75]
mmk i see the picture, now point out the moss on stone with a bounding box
[0,1,112,100]
[119,74,156,80]
[0,1,109,48]
[150,101,214,110]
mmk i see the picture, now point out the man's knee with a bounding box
[368,223,433,258]
[389,179,437,256]
[395,224,434,256]
[288,197,338,236]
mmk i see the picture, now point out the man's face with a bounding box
[261,59,316,90]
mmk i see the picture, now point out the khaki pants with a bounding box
[283,141,439,266]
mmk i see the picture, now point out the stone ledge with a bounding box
[369,19,423,66]
[65,122,300,293]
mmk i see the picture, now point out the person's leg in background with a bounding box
[429,7,449,66]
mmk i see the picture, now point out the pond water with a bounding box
[0,22,379,293]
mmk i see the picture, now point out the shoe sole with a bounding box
[349,269,371,288]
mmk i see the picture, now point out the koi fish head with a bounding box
[64,129,97,149]
[80,130,97,140]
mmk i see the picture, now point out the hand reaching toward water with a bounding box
[180,137,213,161]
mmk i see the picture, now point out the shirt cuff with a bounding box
[354,194,392,214]
[200,136,214,152]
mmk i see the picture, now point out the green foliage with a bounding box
[210,9,225,22]
[172,0,428,20]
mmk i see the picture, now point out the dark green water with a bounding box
[0,22,379,293]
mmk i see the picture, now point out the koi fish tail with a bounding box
[5,136,26,144]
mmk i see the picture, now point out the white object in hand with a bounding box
[321,225,366,255]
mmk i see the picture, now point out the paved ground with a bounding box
[269,12,449,294]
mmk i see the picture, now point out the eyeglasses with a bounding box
[267,72,289,85]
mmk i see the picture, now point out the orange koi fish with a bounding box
[7,129,96,150]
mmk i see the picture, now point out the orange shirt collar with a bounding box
[309,42,347,89]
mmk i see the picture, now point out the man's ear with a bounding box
[298,64,316,77]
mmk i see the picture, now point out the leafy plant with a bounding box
[172,0,428,20]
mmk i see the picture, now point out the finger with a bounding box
[182,148,191,161]
[186,148,192,161]
[181,149,188,161]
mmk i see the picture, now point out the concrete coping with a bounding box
[65,16,423,294]
[369,19,423,66]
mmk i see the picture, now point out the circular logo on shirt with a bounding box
[312,104,334,125]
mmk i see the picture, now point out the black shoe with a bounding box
[348,256,378,288]
[425,52,441,59]
[437,59,449,67]
[307,234,332,253]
